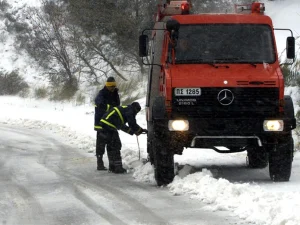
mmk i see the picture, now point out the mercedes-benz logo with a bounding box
[217,89,234,105]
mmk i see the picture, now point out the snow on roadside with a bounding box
[286,86,300,149]
[168,168,300,225]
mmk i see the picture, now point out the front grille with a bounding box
[172,87,279,118]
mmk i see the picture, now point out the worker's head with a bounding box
[131,102,141,114]
[105,77,116,92]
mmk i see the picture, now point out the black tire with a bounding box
[246,147,268,169]
[153,146,175,186]
[284,95,295,118]
[152,125,175,186]
[147,143,155,165]
[269,134,294,182]
[147,122,155,164]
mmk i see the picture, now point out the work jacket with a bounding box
[99,105,142,135]
[94,87,120,130]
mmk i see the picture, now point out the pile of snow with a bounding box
[169,169,300,225]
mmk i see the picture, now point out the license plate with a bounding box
[174,88,201,96]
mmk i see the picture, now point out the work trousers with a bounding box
[96,131,106,156]
[96,129,122,168]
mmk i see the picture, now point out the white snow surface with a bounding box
[1,0,300,225]
[1,96,300,225]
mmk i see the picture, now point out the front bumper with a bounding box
[179,117,296,135]
[159,117,296,150]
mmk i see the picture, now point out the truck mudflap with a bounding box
[283,95,297,131]
[284,117,296,131]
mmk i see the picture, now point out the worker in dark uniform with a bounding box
[97,102,147,173]
[94,77,120,170]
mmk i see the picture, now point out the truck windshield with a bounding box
[175,24,276,64]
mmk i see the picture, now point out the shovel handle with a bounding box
[136,136,141,160]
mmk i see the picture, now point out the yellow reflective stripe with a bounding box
[100,119,116,129]
[94,126,102,129]
[105,109,116,120]
[114,107,124,124]
[94,104,111,109]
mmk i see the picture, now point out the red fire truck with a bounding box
[139,1,296,186]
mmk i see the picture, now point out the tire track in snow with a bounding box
[40,135,174,225]
[0,128,47,225]
[0,123,249,225]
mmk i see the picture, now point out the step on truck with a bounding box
[139,1,296,186]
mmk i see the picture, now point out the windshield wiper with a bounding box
[247,63,257,68]
[207,63,218,68]
[176,59,218,67]
[176,59,200,64]
[213,58,240,63]
[176,59,222,68]
[213,58,257,68]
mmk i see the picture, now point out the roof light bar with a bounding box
[234,2,265,14]
[251,2,265,14]
[181,3,190,14]
[160,1,190,16]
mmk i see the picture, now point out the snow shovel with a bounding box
[136,135,141,160]
[136,135,148,164]
[130,134,148,168]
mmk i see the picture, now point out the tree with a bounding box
[66,0,157,75]
[21,0,131,91]
[24,1,78,96]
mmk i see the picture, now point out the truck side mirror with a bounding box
[286,36,295,59]
[139,35,148,57]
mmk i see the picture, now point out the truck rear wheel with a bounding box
[269,134,294,182]
[246,146,268,168]
[152,125,175,186]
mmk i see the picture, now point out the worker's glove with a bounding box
[135,128,143,136]
[142,129,148,134]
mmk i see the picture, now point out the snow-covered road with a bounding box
[0,124,250,225]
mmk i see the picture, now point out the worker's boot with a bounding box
[107,151,126,173]
[107,151,115,173]
[113,161,126,174]
[113,152,126,174]
[97,155,107,171]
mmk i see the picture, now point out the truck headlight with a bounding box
[263,120,284,131]
[168,120,189,131]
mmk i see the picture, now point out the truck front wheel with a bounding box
[268,134,294,182]
[152,125,175,186]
